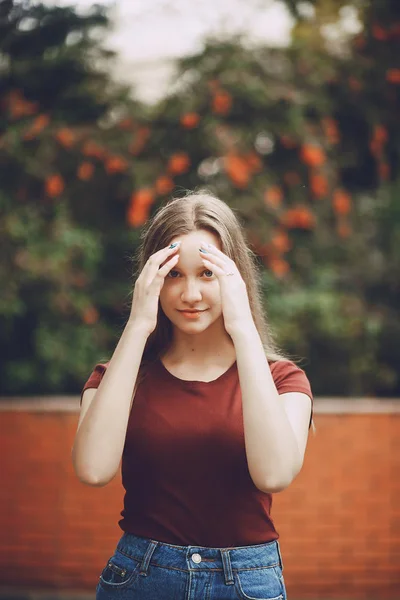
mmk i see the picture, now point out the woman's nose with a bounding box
[181,280,202,300]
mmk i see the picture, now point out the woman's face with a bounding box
[159,230,224,333]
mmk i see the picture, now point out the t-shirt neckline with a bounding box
[156,356,237,385]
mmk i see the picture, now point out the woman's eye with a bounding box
[167,270,214,279]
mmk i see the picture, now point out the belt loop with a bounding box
[220,549,234,585]
[276,540,284,571]
[139,540,158,576]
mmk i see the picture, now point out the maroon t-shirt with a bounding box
[80,357,313,547]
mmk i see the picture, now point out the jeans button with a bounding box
[191,553,202,563]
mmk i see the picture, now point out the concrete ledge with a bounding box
[0,396,399,413]
[0,589,94,600]
[311,397,400,413]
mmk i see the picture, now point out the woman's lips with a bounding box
[178,310,207,318]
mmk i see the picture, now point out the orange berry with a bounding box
[155,176,175,195]
[284,172,301,187]
[372,24,387,40]
[167,152,190,175]
[45,174,64,197]
[269,257,290,277]
[82,141,105,159]
[337,220,352,238]
[77,162,94,181]
[374,125,388,143]
[180,113,200,128]
[127,188,155,227]
[332,189,351,215]
[270,230,292,253]
[310,173,329,198]
[23,114,50,139]
[105,155,129,174]
[300,144,326,167]
[34,114,49,129]
[369,125,387,158]
[129,127,150,155]
[282,206,316,229]
[56,128,75,148]
[378,161,390,180]
[245,152,263,173]
[224,154,250,188]
[369,138,381,157]
[280,135,297,149]
[82,305,99,325]
[264,185,283,208]
[386,69,400,83]
[8,90,38,118]
[118,117,134,130]
[212,91,232,115]
[321,117,340,144]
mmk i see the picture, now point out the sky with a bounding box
[40,0,295,102]
[39,0,361,103]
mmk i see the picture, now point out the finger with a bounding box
[151,242,181,262]
[162,242,181,256]
[199,249,227,267]
[158,253,180,276]
[200,241,230,262]
[158,246,180,270]
[145,242,180,276]
[200,256,226,276]
[200,241,221,253]
[146,253,179,288]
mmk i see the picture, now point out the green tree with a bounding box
[129,1,399,396]
[0,0,147,393]
[1,0,399,397]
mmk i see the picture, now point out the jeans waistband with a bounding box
[117,533,283,586]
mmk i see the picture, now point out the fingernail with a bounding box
[199,248,208,254]
[169,242,180,248]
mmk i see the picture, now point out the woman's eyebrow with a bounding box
[173,264,206,271]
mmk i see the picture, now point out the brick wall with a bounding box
[0,398,398,599]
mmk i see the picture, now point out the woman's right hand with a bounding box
[128,242,181,335]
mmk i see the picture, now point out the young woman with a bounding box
[72,190,314,600]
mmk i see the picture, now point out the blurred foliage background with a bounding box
[0,0,399,397]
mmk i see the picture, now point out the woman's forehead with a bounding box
[170,231,221,247]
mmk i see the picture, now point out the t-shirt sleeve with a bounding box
[271,360,314,429]
[80,362,109,406]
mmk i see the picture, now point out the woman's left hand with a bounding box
[199,240,254,336]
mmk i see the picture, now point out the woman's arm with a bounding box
[231,324,312,493]
[71,321,149,486]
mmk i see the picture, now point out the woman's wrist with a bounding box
[125,319,151,338]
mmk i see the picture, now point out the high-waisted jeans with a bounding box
[96,532,287,600]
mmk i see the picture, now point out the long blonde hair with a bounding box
[130,189,316,433]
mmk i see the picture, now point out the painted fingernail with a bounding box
[199,248,208,254]
[169,242,180,248]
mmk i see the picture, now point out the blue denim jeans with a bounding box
[96,532,287,600]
